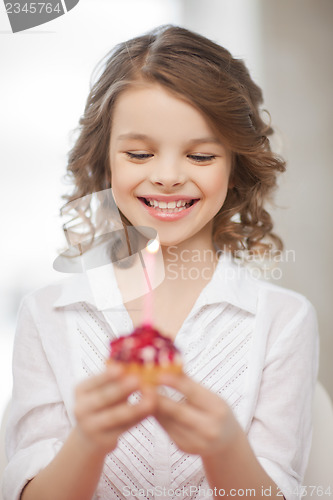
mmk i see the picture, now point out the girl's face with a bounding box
[109,83,232,249]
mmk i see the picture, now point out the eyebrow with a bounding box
[116,133,222,146]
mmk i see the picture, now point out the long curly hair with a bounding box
[63,25,285,255]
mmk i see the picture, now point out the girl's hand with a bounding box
[155,373,241,458]
[74,364,156,457]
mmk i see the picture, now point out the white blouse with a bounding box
[3,253,319,500]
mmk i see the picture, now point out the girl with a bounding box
[4,25,318,500]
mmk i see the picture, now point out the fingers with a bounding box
[74,368,158,455]
[80,376,140,414]
[83,393,156,433]
[156,416,209,454]
[158,372,223,410]
[76,364,125,394]
[155,392,213,432]
[155,394,228,457]
[75,366,141,415]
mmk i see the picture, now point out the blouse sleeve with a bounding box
[2,297,71,500]
[247,297,319,500]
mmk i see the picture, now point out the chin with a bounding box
[158,236,191,248]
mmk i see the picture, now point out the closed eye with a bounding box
[188,154,216,162]
[125,152,153,160]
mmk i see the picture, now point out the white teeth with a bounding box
[144,198,196,213]
[147,199,190,208]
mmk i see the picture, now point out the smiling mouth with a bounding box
[138,197,199,213]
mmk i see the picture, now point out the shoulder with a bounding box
[22,280,65,308]
[254,275,316,322]
[226,256,318,334]
[14,276,93,367]
[19,273,90,322]
[249,276,319,357]
[213,254,316,321]
[222,253,314,315]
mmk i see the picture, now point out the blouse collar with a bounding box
[53,251,259,315]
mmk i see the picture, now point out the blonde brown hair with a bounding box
[64,25,285,255]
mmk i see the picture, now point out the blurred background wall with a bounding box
[260,0,333,400]
[1,0,332,429]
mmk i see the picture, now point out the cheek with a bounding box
[111,169,127,193]
[202,170,230,204]
[111,159,137,196]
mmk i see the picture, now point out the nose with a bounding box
[149,156,186,189]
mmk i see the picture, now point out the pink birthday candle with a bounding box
[142,238,160,326]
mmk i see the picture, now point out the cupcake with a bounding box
[108,324,182,384]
